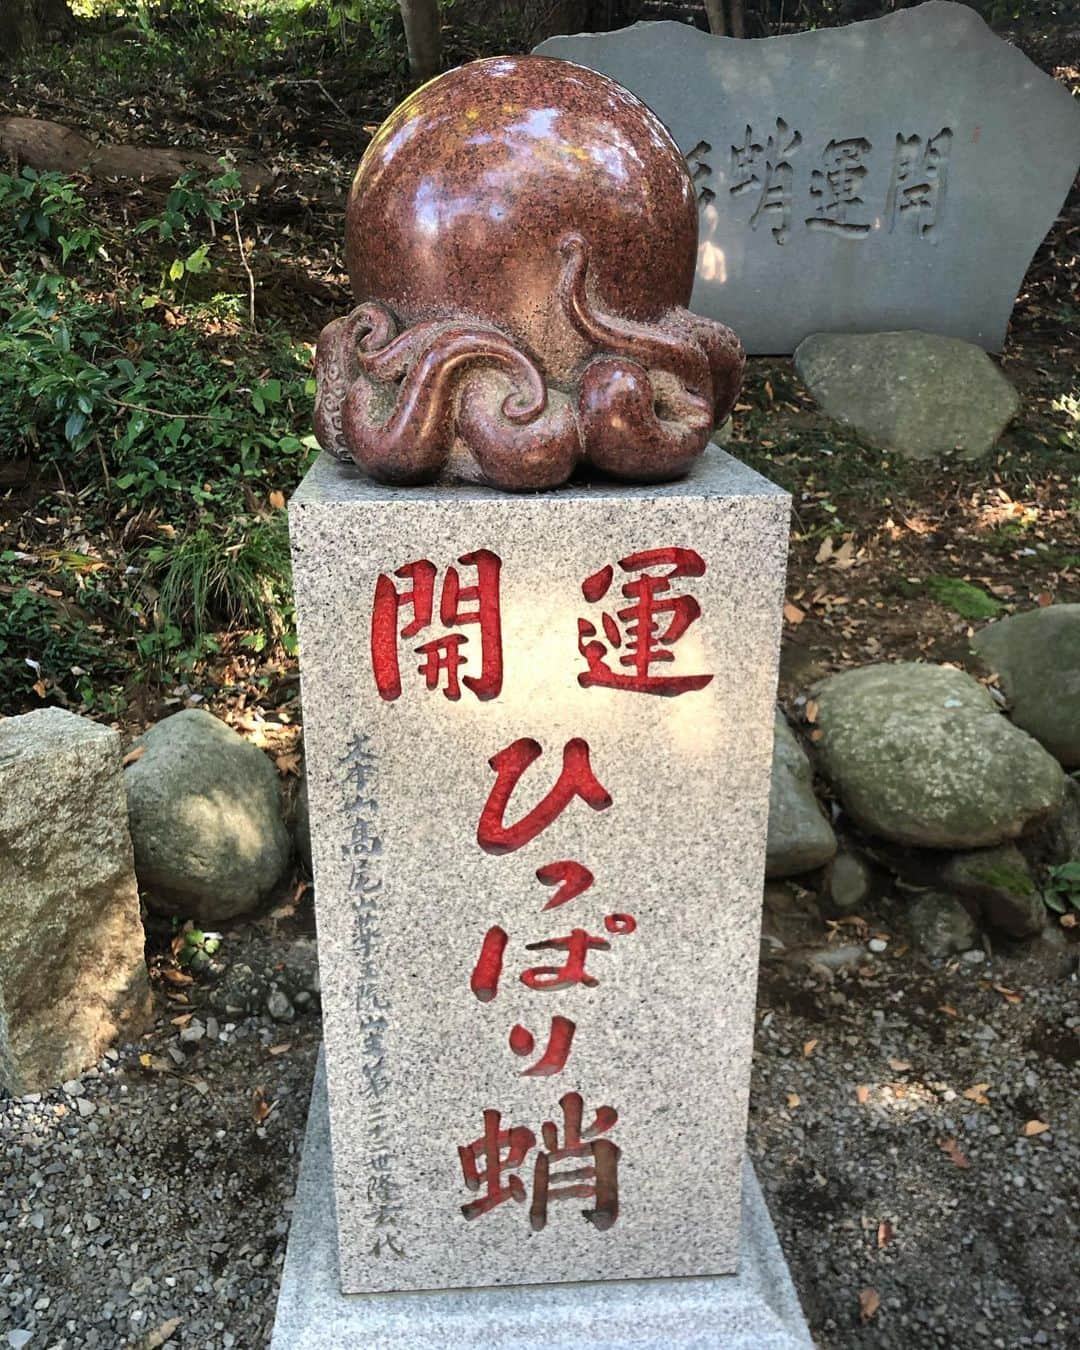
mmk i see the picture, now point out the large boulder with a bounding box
[973,604,1080,768]
[0,709,150,1094]
[794,331,1019,461]
[766,709,837,878]
[124,709,291,921]
[810,663,1065,849]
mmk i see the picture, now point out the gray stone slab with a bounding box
[271,1050,814,1349]
[0,708,149,1094]
[536,2,1080,354]
[289,450,789,1293]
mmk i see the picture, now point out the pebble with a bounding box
[267,989,296,1023]
[868,938,888,953]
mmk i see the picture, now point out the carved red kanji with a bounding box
[577,546,713,696]
[531,1092,620,1232]
[371,549,502,701]
[458,1110,536,1220]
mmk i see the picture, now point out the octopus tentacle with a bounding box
[313,304,397,458]
[558,233,711,397]
[578,355,712,483]
[341,325,551,485]
[457,380,581,493]
[355,318,460,382]
[668,306,745,426]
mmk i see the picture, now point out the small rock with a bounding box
[124,709,292,922]
[941,844,1046,939]
[907,891,979,957]
[180,1020,206,1045]
[820,850,873,915]
[8,1332,33,1350]
[76,1097,96,1118]
[962,948,986,964]
[805,942,865,973]
[766,709,837,878]
[85,1214,101,1232]
[266,989,295,1023]
[868,937,888,953]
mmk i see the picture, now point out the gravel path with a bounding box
[2,905,1076,1348]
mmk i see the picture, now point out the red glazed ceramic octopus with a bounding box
[314,55,744,491]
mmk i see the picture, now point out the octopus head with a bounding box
[314,55,744,491]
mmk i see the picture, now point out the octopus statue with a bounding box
[314,55,744,491]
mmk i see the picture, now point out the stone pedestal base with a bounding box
[271,1052,813,1349]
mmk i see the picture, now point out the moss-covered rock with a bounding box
[810,663,1064,849]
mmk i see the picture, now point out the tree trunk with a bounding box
[398,0,442,84]
[1,0,73,54]
[703,0,727,36]
[729,0,746,39]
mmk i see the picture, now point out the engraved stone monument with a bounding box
[536,2,1080,354]
[273,53,809,1348]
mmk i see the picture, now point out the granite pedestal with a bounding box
[287,449,790,1309]
[271,1052,814,1349]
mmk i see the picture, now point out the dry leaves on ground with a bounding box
[859,1287,881,1323]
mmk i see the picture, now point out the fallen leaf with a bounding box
[938,1003,958,1018]
[268,1043,292,1056]
[802,1038,819,1058]
[783,600,806,626]
[859,1287,881,1323]
[938,1136,970,1169]
[33,679,47,698]
[1061,913,1077,929]
[1036,591,1053,607]
[253,1087,275,1125]
[787,1092,801,1110]
[170,1013,194,1027]
[145,1317,183,1348]
[887,1058,912,1073]
[268,489,286,510]
[1022,1119,1050,1137]
[832,537,857,570]
[856,1084,870,1105]
[160,968,193,986]
[275,751,302,777]
[877,1219,894,1250]
[815,537,834,564]
[963,1083,990,1106]
[993,984,1022,1005]
[804,698,819,724]
[122,746,146,767]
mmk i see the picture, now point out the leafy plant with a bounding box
[0,168,102,262]
[1044,862,1080,916]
